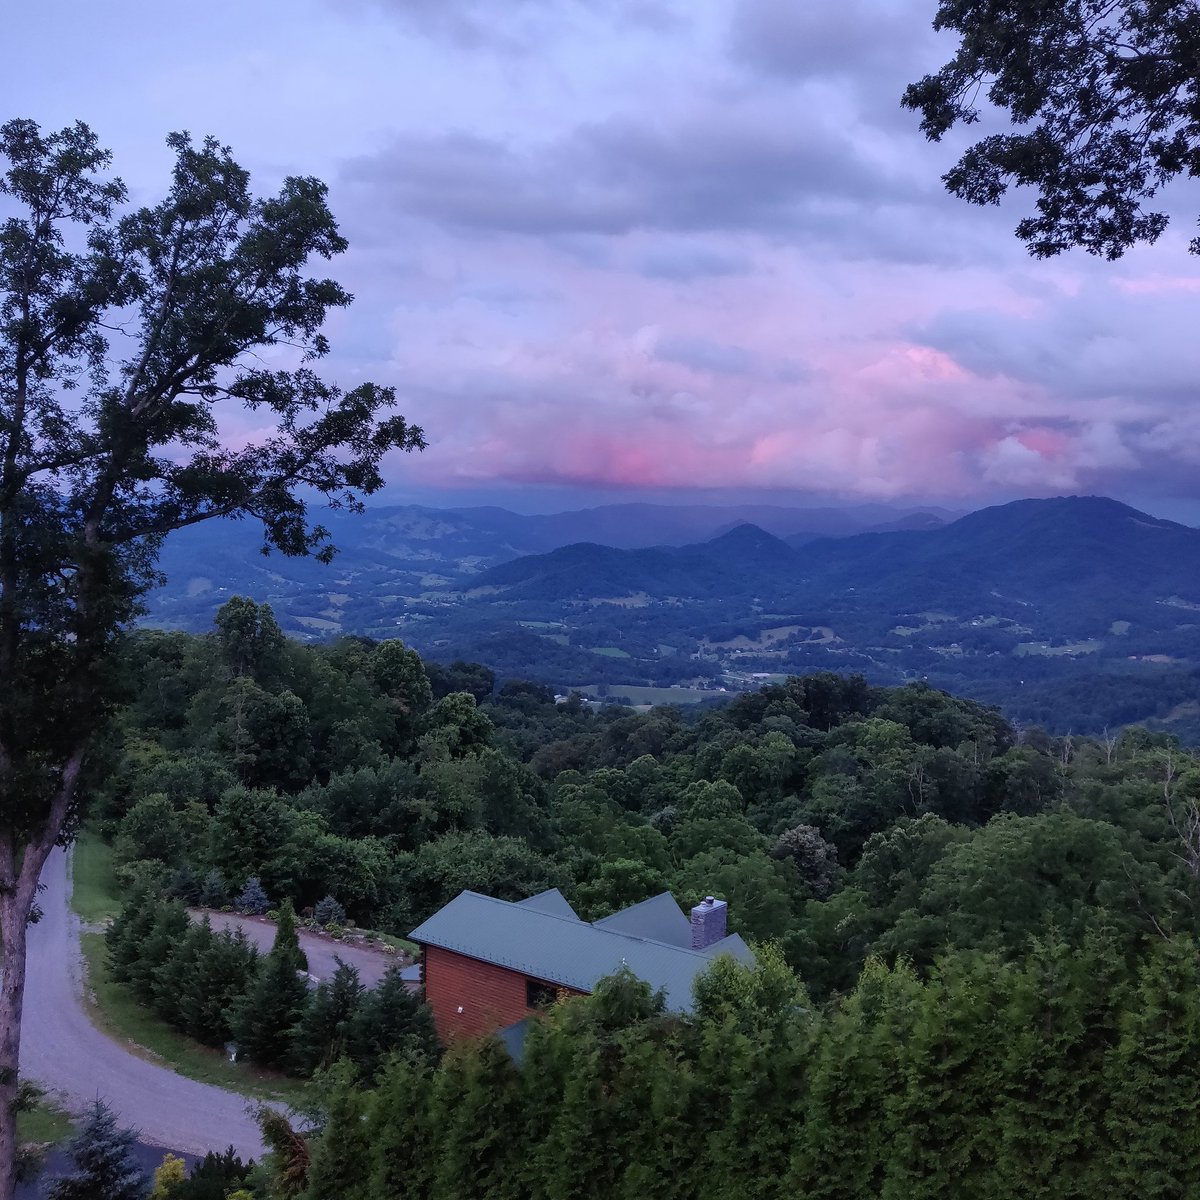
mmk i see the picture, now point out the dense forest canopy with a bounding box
[101,597,1200,997]
[82,597,1200,1197]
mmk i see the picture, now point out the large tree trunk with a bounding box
[0,867,38,1200]
[0,756,79,1200]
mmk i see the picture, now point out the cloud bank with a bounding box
[10,0,1200,506]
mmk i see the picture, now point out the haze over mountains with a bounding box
[146,496,1200,738]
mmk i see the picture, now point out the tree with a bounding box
[0,118,422,1199]
[231,902,310,1067]
[367,1055,437,1200]
[169,1149,253,1200]
[150,1154,186,1200]
[48,1100,149,1200]
[178,924,259,1047]
[236,876,270,916]
[300,1061,370,1200]
[344,967,439,1082]
[312,895,345,928]
[770,824,842,900]
[903,0,1200,258]
[290,961,364,1076]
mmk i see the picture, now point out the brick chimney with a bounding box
[690,896,728,950]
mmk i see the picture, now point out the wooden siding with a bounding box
[422,944,585,1042]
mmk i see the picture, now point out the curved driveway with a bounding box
[21,848,266,1160]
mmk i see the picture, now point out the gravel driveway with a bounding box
[196,911,401,987]
[20,848,266,1161]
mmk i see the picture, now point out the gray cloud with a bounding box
[914,297,1200,405]
[729,0,932,81]
[337,0,684,52]
[637,241,750,280]
[654,334,755,375]
[343,106,917,240]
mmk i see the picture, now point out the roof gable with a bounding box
[592,892,690,946]
[516,888,580,921]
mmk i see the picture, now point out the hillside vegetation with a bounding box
[100,599,1200,1199]
[101,599,1200,987]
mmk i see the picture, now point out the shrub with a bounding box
[236,876,269,916]
[198,869,227,908]
[313,895,346,927]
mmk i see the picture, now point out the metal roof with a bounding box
[592,892,691,946]
[410,890,754,1013]
[515,888,581,921]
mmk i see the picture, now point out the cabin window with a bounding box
[526,979,557,1009]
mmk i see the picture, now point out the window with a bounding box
[526,978,558,1009]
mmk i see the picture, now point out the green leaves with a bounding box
[904,0,1200,257]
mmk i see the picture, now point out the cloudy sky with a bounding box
[10,0,1200,515]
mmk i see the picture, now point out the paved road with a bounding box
[20,848,266,1161]
[197,911,401,987]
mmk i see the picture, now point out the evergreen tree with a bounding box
[179,926,259,1047]
[694,948,812,1200]
[106,887,162,985]
[236,876,269,916]
[126,901,189,1007]
[313,896,345,928]
[198,870,227,909]
[48,1100,149,1200]
[791,959,920,1200]
[344,968,438,1082]
[272,900,309,975]
[538,1027,609,1199]
[171,1148,252,1200]
[1105,937,1200,1199]
[882,952,1005,1200]
[231,905,310,1067]
[291,961,364,1076]
[151,916,211,1026]
[432,1039,525,1200]
[994,931,1122,1200]
[615,1030,700,1200]
[533,971,670,1200]
[301,1062,370,1200]
[367,1055,437,1200]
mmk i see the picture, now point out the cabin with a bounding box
[409,889,753,1049]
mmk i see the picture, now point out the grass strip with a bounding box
[17,1097,73,1146]
[70,831,121,924]
[79,931,308,1106]
[363,930,419,956]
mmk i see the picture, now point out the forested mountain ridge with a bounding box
[142,496,1200,739]
[472,496,1200,613]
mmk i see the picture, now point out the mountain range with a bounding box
[144,495,1200,737]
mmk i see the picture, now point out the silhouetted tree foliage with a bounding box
[904,0,1200,258]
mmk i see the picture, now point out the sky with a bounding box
[8,0,1200,518]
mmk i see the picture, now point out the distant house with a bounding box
[409,889,753,1050]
